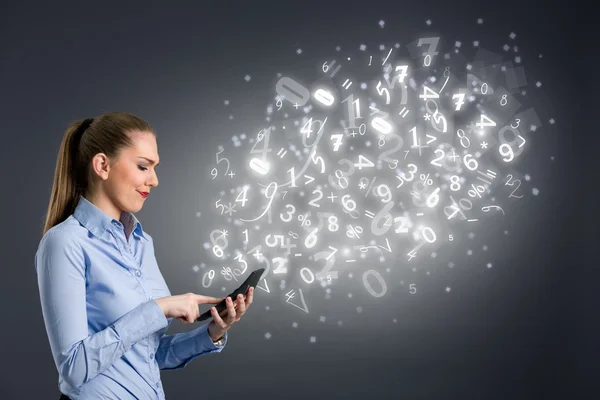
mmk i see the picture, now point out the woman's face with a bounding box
[90,130,159,217]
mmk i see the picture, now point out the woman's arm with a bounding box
[35,230,169,390]
[155,322,228,370]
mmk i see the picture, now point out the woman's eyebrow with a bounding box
[138,156,160,166]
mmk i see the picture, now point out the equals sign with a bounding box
[277,148,288,158]
[365,210,375,219]
[342,79,353,90]
[399,107,409,118]
[476,169,497,185]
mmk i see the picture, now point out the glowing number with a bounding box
[430,149,445,167]
[362,270,387,297]
[276,99,283,110]
[450,176,461,191]
[328,216,339,232]
[314,250,337,280]
[272,257,287,274]
[378,133,404,164]
[422,227,437,243]
[417,37,440,66]
[210,168,218,179]
[300,267,315,284]
[309,189,323,208]
[481,82,488,94]
[410,284,416,294]
[250,127,272,161]
[341,93,362,129]
[376,185,392,203]
[341,194,357,212]
[233,254,248,276]
[330,133,343,151]
[215,148,230,175]
[280,204,296,222]
[499,144,514,162]
[240,182,278,222]
[452,93,465,111]
[355,155,375,170]
[463,154,479,171]
[456,129,471,148]
[287,167,297,188]
[202,269,215,288]
[500,94,508,106]
[375,81,391,104]
[370,201,395,236]
[402,164,418,182]
[426,187,441,208]
[476,114,497,131]
[419,86,440,100]
[235,187,248,207]
[335,170,348,188]
[310,150,326,173]
[275,76,310,106]
[305,227,319,249]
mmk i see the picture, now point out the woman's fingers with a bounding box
[236,294,246,320]
[225,296,236,323]
[211,306,227,328]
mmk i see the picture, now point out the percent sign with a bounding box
[468,184,485,198]
[420,173,433,186]
[359,177,377,197]
[346,224,363,238]
[298,213,312,226]
[221,266,238,281]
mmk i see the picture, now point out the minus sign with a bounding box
[346,260,356,263]
[416,213,424,216]
[295,253,302,257]
[467,219,479,222]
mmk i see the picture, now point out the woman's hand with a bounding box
[208,286,254,341]
[154,293,223,324]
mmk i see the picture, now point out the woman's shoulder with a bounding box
[39,215,88,248]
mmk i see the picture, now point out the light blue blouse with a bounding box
[35,195,227,399]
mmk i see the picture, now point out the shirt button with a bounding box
[150,352,154,359]
[135,270,141,277]
[156,382,159,388]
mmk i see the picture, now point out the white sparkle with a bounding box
[244,75,251,82]
[379,20,385,28]
[360,44,367,51]
[292,322,298,328]
[426,19,432,25]
[224,100,229,105]
[477,18,483,24]
[265,332,272,339]
[509,32,516,39]
[487,263,493,268]
[296,48,302,55]
[310,336,316,343]
[532,188,539,196]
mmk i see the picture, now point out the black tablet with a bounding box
[196,268,264,322]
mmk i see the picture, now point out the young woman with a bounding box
[35,112,253,399]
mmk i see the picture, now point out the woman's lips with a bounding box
[138,191,148,198]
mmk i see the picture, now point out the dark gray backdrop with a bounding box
[1,1,593,399]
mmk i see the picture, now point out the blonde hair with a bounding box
[42,112,155,236]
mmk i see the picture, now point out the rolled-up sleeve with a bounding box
[35,230,169,390]
[155,323,228,370]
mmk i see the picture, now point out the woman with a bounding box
[35,112,253,399]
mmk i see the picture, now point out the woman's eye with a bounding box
[138,166,147,171]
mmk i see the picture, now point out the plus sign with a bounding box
[450,150,459,161]
[350,130,357,137]
[328,192,338,202]
[253,248,263,260]
[228,171,235,178]
[412,141,428,157]
[294,102,300,109]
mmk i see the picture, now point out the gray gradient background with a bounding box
[1,1,594,399]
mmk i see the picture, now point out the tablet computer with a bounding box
[196,268,264,322]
